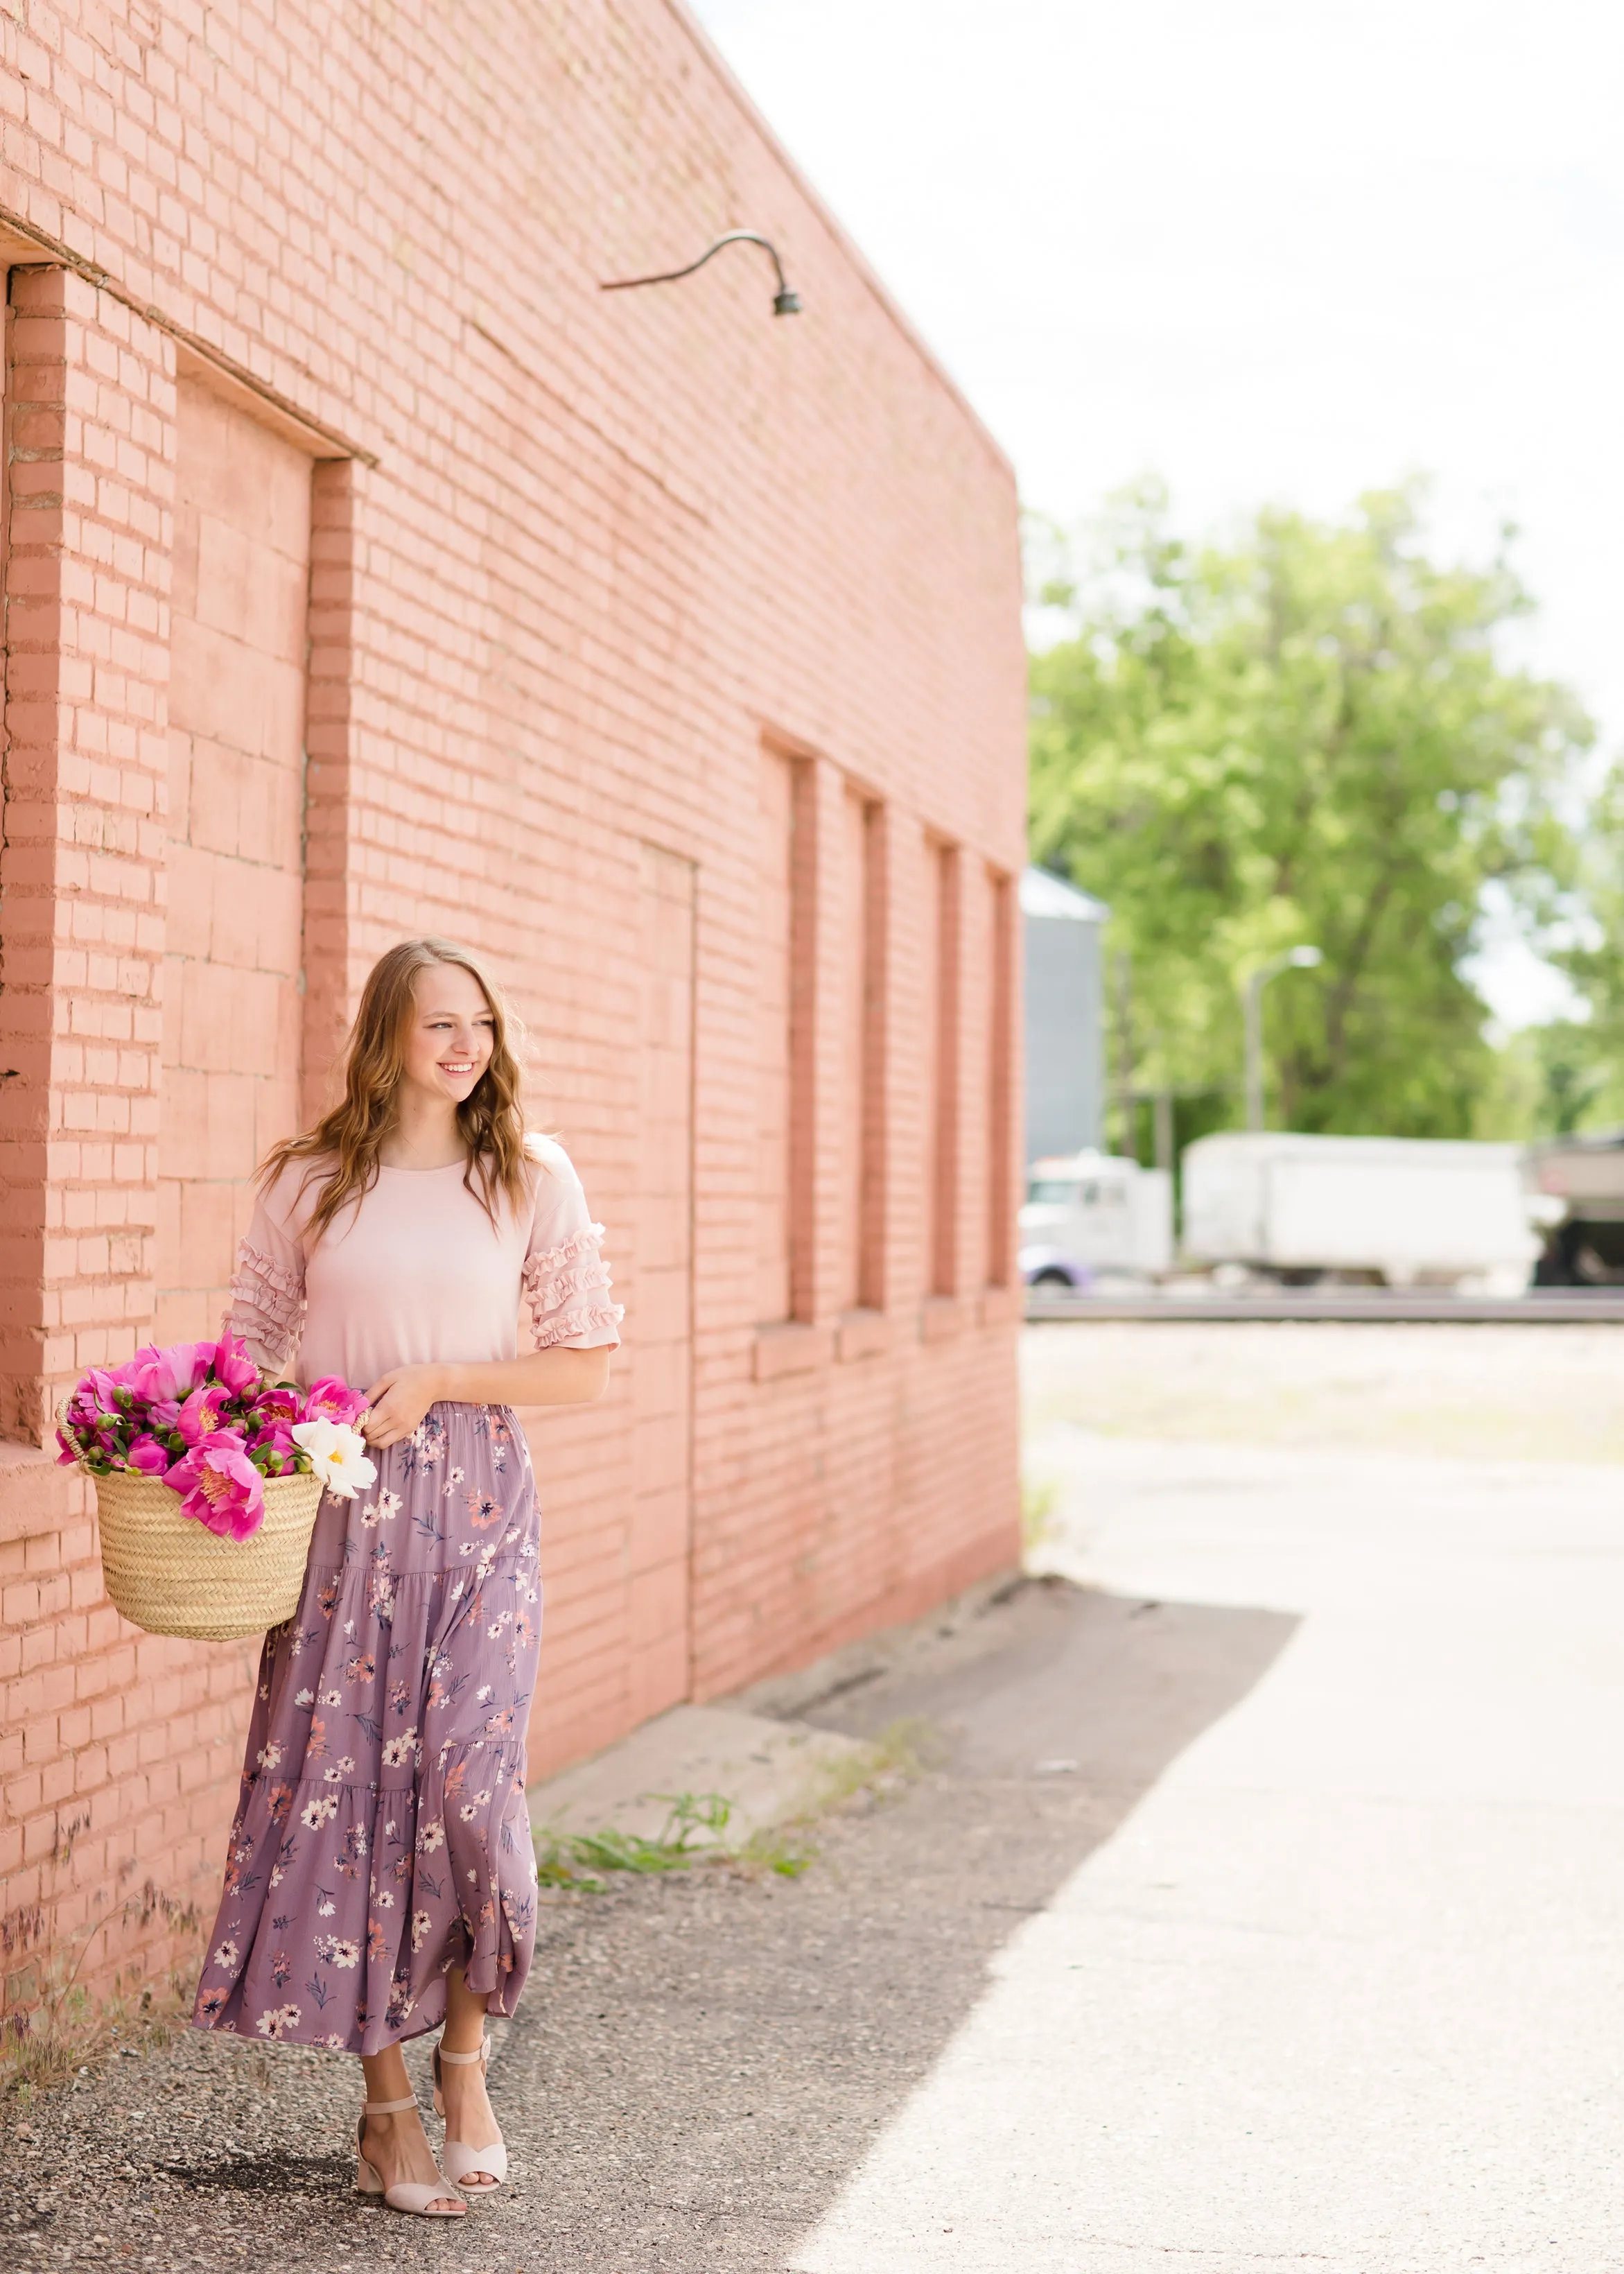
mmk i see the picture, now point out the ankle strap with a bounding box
[363,2093,418,2115]
[436,2038,489,2065]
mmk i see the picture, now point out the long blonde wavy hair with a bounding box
[261,937,532,1243]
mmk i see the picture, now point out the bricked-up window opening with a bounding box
[157,377,314,1344]
[634,842,698,1719]
[786,758,819,1321]
[756,745,817,1324]
[839,792,888,1313]
[928,840,962,1299]
[985,866,1014,1287]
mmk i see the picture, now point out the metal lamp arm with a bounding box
[601,232,801,315]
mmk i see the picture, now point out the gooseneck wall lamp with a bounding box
[600,230,802,317]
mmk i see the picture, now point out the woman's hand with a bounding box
[360,1347,613,1450]
[360,1365,447,1449]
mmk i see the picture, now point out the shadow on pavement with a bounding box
[496,1577,1297,2273]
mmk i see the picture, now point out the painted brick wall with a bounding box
[0,0,1027,2021]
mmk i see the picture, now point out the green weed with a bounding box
[534,1789,735,1889]
[1021,1473,1059,1554]
[533,1723,929,1893]
[1,1880,204,2108]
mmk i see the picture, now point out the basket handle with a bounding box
[55,1391,98,1474]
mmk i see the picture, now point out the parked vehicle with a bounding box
[1523,1131,1624,1283]
[1180,1132,1539,1290]
[1020,1151,1174,1287]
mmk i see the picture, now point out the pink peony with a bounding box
[211,1330,262,1400]
[126,1432,172,1477]
[60,1337,289,1494]
[126,1340,215,1405]
[302,1376,368,1428]
[177,1382,232,1446]
[250,1384,303,1429]
[167,1432,266,1541]
[82,1369,129,1420]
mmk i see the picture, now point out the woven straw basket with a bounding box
[59,1405,325,1641]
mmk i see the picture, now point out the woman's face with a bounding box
[400,964,496,1106]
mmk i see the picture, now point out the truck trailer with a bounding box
[1181,1131,1539,1290]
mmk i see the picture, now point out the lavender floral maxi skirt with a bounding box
[192,1404,542,2053]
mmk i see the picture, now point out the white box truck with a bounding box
[1180,1132,1539,1290]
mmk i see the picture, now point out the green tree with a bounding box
[1520,759,1624,1131]
[1029,483,1593,1138]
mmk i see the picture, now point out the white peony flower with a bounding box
[291,1416,378,1500]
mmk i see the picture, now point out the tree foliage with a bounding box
[1533,765,1624,1131]
[1028,483,1594,1138]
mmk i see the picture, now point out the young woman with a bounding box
[191,938,621,2219]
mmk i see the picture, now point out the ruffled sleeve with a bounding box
[521,1137,624,1353]
[224,1167,308,1375]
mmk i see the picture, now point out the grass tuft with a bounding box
[535,1789,736,1889]
[533,1720,932,1893]
[1,1882,204,2111]
[1,1956,202,2112]
[1022,1472,1060,1555]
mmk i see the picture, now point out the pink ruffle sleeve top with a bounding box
[225,1134,622,1391]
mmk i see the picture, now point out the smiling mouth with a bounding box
[439,1062,476,1077]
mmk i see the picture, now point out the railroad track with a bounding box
[1025,1289,1624,1324]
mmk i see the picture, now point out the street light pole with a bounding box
[1243,946,1322,1131]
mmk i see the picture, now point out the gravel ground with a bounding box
[1023,1317,1624,1464]
[0,1577,1290,2274]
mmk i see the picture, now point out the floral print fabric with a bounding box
[193,1403,541,2054]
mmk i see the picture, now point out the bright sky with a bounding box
[689,0,1624,1025]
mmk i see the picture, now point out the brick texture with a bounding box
[0,1,1027,2020]
[1,265,174,1443]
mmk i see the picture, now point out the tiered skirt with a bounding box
[192,1404,541,2054]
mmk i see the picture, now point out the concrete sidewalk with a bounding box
[796,1428,1624,2273]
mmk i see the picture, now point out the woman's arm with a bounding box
[361,1348,612,1448]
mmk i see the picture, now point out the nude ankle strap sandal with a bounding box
[355,2092,465,2217]
[433,2036,509,2192]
